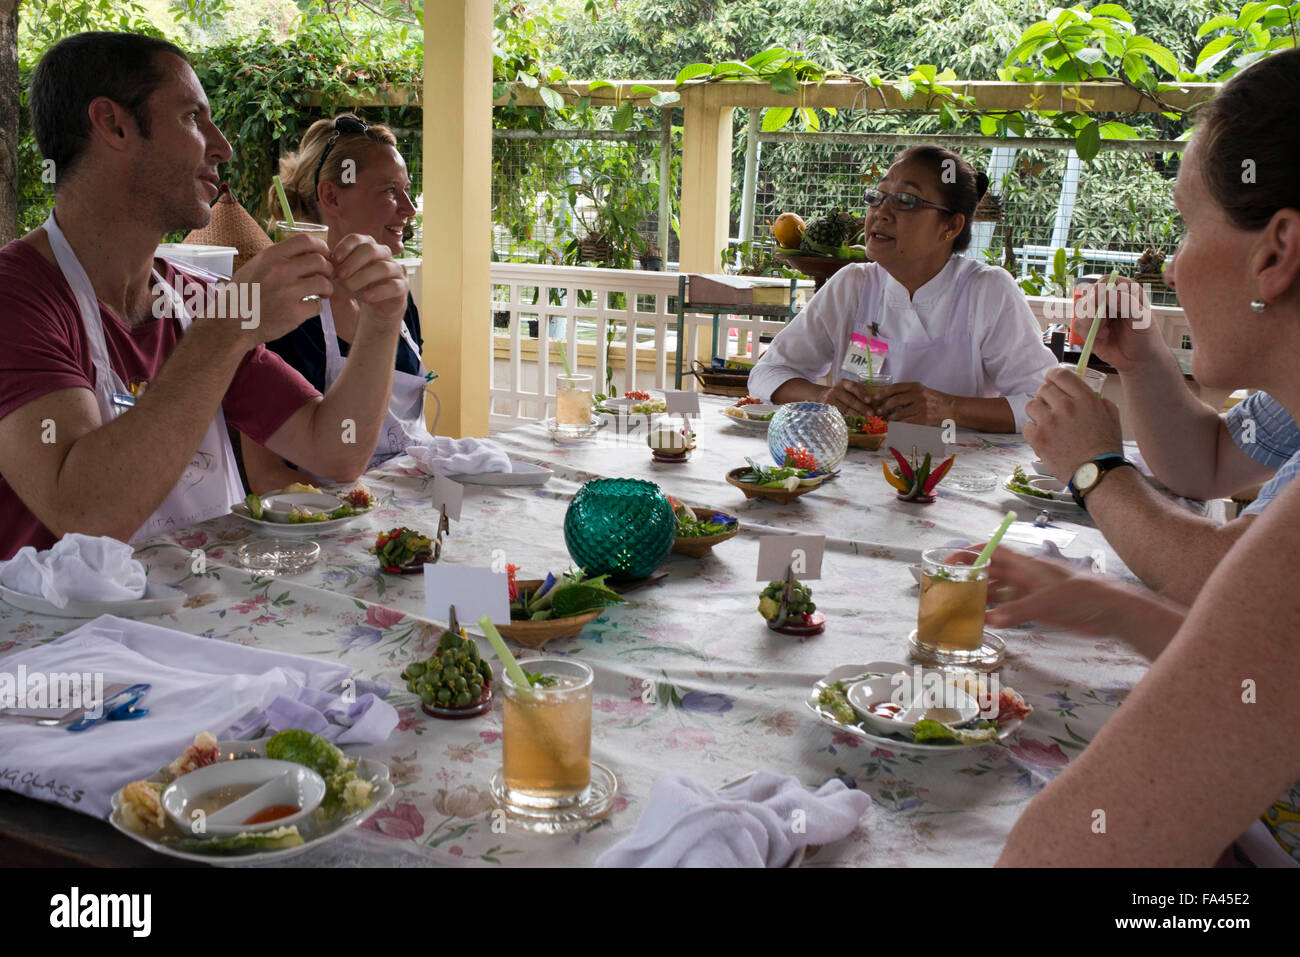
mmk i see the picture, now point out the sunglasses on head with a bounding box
[313,115,369,193]
[864,187,953,214]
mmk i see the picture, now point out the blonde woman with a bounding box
[241,113,425,492]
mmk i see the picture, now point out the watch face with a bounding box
[1074,462,1101,491]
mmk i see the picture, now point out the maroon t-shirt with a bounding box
[0,239,320,558]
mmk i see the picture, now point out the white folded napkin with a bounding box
[406,436,512,476]
[596,770,870,867]
[0,534,146,608]
[0,615,398,818]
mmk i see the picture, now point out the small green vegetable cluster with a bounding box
[817,683,856,725]
[402,630,493,709]
[1005,465,1052,498]
[757,580,815,620]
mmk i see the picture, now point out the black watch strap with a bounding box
[1068,454,1133,511]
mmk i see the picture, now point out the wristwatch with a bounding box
[1068,453,1134,510]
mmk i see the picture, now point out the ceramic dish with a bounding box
[846,431,887,450]
[1003,473,1082,514]
[160,758,325,837]
[726,467,825,504]
[844,674,979,738]
[109,737,393,865]
[0,581,185,619]
[230,503,371,536]
[494,579,602,649]
[805,661,1024,756]
[671,507,740,557]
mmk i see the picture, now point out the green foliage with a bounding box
[1194,2,1300,80]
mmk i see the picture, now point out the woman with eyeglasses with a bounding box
[749,145,1057,433]
[240,114,426,492]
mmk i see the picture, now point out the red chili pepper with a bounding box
[922,454,956,495]
[385,565,400,573]
[888,446,914,481]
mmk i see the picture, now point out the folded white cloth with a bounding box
[0,534,146,609]
[0,615,398,818]
[406,436,512,476]
[596,770,870,867]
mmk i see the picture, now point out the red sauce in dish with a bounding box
[243,804,300,825]
[867,700,902,719]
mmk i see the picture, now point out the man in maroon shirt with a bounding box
[0,33,410,558]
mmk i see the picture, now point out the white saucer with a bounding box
[0,581,185,619]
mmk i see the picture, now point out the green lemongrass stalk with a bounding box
[273,176,294,228]
[479,616,532,692]
[1076,269,1120,374]
[557,341,574,379]
[974,511,1017,568]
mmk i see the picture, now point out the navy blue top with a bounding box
[266,292,423,393]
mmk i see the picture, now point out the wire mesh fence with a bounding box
[748,115,1183,306]
[491,128,676,268]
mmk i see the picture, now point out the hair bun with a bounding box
[975,170,990,200]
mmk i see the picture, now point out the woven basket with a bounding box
[689,360,750,397]
[577,239,614,263]
[182,184,273,273]
[972,194,1004,223]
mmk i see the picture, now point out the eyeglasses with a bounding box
[313,115,369,193]
[865,187,953,214]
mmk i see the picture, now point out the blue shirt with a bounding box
[265,292,422,394]
[1225,391,1299,515]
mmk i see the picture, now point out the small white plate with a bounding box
[806,661,1023,756]
[448,460,553,487]
[260,492,340,521]
[719,404,776,432]
[0,581,185,619]
[1003,473,1082,514]
[109,738,393,865]
[230,504,370,536]
[845,674,979,738]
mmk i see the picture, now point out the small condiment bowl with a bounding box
[845,674,979,738]
[1029,476,1069,496]
[162,758,325,837]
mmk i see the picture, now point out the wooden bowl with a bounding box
[725,468,821,504]
[672,507,740,557]
[847,431,887,450]
[496,579,602,649]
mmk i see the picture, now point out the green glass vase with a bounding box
[564,478,675,580]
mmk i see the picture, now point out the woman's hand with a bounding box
[1073,278,1165,375]
[818,378,876,417]
[873,381,954,425]
[1023,367,1123,481]
[969,547,1186,657]
[330,234,409,329]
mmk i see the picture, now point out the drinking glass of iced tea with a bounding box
[490,657,617,832]
[859,372,894,416]
[273,221,330,302]
[909,547,1005,669]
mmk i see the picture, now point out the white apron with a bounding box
[42,213,245,543]
[847,270,981,399]
[319,299,433,468]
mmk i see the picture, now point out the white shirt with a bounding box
[748,256,1057,430]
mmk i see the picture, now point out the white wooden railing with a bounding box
[487,264,1199,429]
[489,263,799,428]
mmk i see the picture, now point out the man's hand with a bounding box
[227,234,335,346]
[330,234,409,328]
[1073,278,1164,375]
[873,381,953,425]
[819,378,875,417]
[1024,367,1123,480]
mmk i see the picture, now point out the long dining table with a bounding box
[0,394,1163,867]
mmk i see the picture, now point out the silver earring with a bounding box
[1251,299,1267,313]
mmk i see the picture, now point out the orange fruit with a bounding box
[772,212,805,249]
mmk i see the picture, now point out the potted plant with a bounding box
[564,170,653,269]
[639,244,663,271]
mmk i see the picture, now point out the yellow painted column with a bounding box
[421,0,491,436]
[677,86,734,273]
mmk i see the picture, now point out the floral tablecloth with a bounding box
[0,395,1154,867]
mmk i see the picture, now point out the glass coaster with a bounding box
[944,467,999,492]
[908,628,1005,671]
[235,539,320,576]
[489,762,617,834]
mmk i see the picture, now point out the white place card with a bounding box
[430,475,464,522]
[663,390,701,416]
[757,534,825,581]
[883,422,952,461]
[423,565,510,625]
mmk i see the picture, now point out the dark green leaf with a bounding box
[769,67,798,95]
[1076,120,1101,162]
